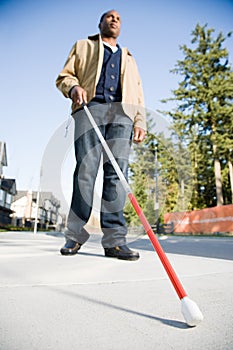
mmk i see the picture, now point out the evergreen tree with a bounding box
[124,118,157,226]
[162,24,233,207]
[124,115,193,226]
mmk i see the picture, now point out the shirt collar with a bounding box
[102,40,119,53]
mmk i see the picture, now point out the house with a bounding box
[11,190,66,231]
[0,142,17,226]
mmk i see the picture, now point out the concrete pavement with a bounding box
[0,231,233,350]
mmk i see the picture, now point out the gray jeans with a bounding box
[65,102,133,248]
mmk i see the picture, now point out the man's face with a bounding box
[99,10,121,39]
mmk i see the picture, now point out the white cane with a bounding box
[83,103,203,327]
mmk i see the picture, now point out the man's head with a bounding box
[98,10,121,39]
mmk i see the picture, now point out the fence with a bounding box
[164,204,233,234]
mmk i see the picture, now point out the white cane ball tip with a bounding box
[181,296,204,327]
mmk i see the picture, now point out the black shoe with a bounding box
[60,240,82,255]
[104,245,140,261]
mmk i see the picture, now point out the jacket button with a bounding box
[109,96,114,101]
[109,86,115,92]
[111,63,115,68]
[111,75,115,79]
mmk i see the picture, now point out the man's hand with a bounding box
[70,86,87,105]
[133,127,146,143]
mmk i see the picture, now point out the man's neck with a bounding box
[101,36,117,47]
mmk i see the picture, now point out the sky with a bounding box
[1,0,233,212]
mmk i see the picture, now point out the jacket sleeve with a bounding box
[122,50,147,131]
[134,73,147,131]
[56,43,80,98]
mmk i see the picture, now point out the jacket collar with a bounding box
[88,34,100,41]
[88,33,132,56]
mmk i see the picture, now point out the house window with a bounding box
[0,189,5,206]
[5,193,12,208]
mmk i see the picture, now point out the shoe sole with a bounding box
[60,248,81,256]
[60,251,78,256]
[105,254,140,261]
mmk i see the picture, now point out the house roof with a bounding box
[0,178,17,195]
[13,190,60,208]
[0,142,7,167]
[0,142,8,178]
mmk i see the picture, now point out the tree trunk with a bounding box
[228,160,233,203]
[213,144,223,206]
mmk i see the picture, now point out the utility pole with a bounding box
[154,147,159,232]
[34,167,42,234]
[33,190,40,234]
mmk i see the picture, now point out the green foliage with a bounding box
[161,23,233,208]
[125,24,233,226]
[125,115,193,225]
[124,115,158,226]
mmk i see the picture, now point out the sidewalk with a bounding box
[0,232,233,350]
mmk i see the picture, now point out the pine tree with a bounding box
[162,24,233,207]
[124,122,157,226]
[124,116,192,226]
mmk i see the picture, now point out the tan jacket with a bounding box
[56,34,146,130]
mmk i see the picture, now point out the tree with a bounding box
[162,24,233,207]
[124,118,157,226]
[124,115,193,226]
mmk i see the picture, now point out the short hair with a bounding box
[99,9,117,24]
[99,11,108,24]
[98,9,118,30]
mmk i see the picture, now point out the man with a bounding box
[56,10,146,260]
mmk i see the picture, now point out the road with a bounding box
[127,235,233,261]
[0,231,233,350]
[45,231,233,260]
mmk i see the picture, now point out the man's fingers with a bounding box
[134,129,139,141]
[70,86,87,105]
[133,127,146,143]
[77,91,87,105]
[82,90,87,104]
[77,95,82,105]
